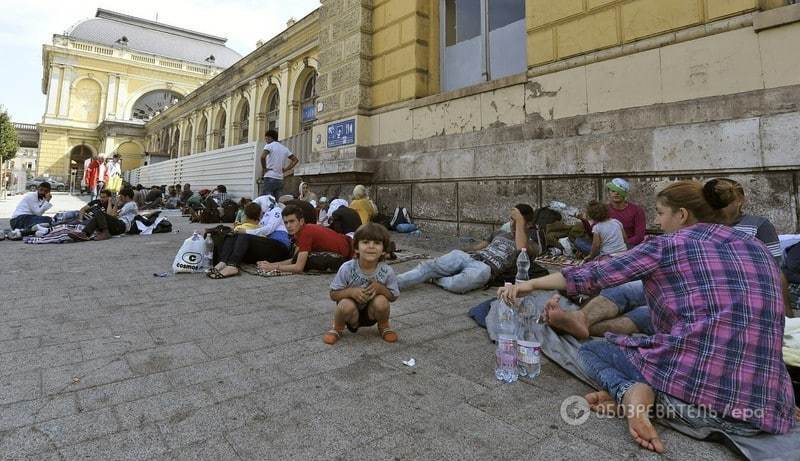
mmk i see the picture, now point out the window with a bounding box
[267,91,279,132]
[217,111,226,149]
[132,90,182,121]
[239,102,250,144]
[440,0,526,92]
[170,128,180,156]
[300,73,317,132]
[197,116,208,152]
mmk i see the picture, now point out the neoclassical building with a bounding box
[37,9,241,184]
[48,1,800,234]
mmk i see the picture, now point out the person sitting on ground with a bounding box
[316,196,330,226]
[322,198,347,226]
[280,196,317,224]
[212,185,229,206]
[10,182,53,230]
[234,202,262,233]
[140,185,163,210]
[583,200,627,261]
[185,189,211,211]
[575,178,646,254]
[349,185,377,225]
[499,180,797,453]
[179,183,193,205]
[208,198,292,279]
[132,184,147,208]
[323,223,400,345]
[298,181,318,204]
[234,197,252,226]
[546,177,796,341]
[164,188,180,209]
[69,187,138,241]
[79,189,113,221]
[398,205,541,294]
[256,205,352,274]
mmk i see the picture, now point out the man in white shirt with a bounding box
[260,129,298,199]
[10,182,54,230]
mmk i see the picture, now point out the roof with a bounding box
[64,9,242,68]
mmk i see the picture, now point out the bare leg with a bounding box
[590,316,640,337]
[334,299,359,329]
[622,383,665,454]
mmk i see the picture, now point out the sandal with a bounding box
[323,329,343,345]
[206,268,225,279]
[378,323,398,343]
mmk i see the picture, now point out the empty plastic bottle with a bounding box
[203,233,214,265]
[515,248,530,284]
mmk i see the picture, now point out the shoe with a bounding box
[34,224,50,234]
[94,231,111,241]
[34,229,47,238]
[67,231,90,241]
[0,231,5,241]
[7,229,22,241]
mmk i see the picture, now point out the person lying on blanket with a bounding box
[498,180,797,454]
[256,205,352,274]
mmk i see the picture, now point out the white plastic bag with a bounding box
[559,237,575,257]
[172,232,209,273]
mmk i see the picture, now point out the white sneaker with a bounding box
[8,229,23,241]
[0,231,5,241]
[34,229,48,237]
[34,224,50,235]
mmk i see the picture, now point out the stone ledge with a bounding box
[294,158,377,176]
[407,73,527,110]
[754,3,800,31]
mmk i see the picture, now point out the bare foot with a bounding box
[545,299,590,339]
[214,262,227,271]
[218,266,239,277]
[795,407,800,422]
[623,383,665,454]
[584,390,619,416]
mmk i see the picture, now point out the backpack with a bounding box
[389,207,412,229]
[220,199,238,223]
[199,206,220,224]
[152,219,173,234]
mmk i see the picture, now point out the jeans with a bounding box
[260,178,283,199]
[579,339,646,403]
[10,214,53,230]
[574,237,592,254]
[600,281,654,335]
[219,233,291,265]
[397,250,492,294]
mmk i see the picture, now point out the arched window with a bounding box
[300,73,317,132]
[160,129,169,154]
[131,90,183,121]
[170,128,180,156]
[239,101,250,144]
[184,122,193,155]
[267,91,279,133]
[197,116,208,153]
[217,110,227,149]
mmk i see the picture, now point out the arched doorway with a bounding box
[216,110,227,149]
[68,144,94,193]
[197,115,208,153]
[116,141,144,172]
[131,90,183,121]
[238,101,250,144]
[267,90,279,133]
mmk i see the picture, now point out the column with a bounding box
[277,62,291,139]
[106,74,119,120]
[116,77,129,119]
[57,66,74,118]
[45,65,62,116]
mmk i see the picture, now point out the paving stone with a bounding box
[125,343,209,375]
[42,357,134,395]
[0,394,76,432]
[79,331,157,361]
[115,387,215,431]
[76,373,173,412]
[34,407,120,448]
[57,426,169,460]
[157,397,265,450]
[168,435,241,461]
[0,370,41,405]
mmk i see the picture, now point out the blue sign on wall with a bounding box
[302,105,316,122]
[327,119,356,148]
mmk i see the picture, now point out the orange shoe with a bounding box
[323,322,346,345]
[378,321,398,343]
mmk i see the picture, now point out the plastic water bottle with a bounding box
[516,248,530,283]
[203,233,214,264]
[496,283,518,337]
[495,335,518,383]
[517,340,541,380]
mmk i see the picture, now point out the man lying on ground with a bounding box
[256,205,352,274]
[396,204,541,294]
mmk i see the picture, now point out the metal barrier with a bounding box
[124,142,260,199]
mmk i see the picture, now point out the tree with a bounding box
[0,107,19,196]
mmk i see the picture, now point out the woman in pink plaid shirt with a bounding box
[499,180,796,454]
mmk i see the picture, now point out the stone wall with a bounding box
[337,84,800,235]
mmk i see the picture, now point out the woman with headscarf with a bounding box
[298,181,318,204]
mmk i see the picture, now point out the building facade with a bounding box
[136,0,800,234]
[38,9,241,188]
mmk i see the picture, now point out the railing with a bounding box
[124,142,260,199]
[284,130,312,158]
[13,123,37,131]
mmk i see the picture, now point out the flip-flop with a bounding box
[323,329,343,345]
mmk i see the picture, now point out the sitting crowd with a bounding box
[6,171,799,455]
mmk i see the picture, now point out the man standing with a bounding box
[260,129,298,198]
[605,177,646,247]
[10,182,53,230]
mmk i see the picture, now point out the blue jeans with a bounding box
[579,339,646,403]
[599,281,654,335]
[575,237,592,254]
[260,178,283,199]
[397,250,492,294]
[10,214,53,230]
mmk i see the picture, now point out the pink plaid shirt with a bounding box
[564,223,795,434]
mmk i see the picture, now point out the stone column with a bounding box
[315,0,372,124]
[277,63,291,139]
[116,76,129,119]
[106,74,119,120]
[57,66,75,118]
[45,65,61,116]
[223,97,234,148]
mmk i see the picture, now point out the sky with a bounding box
[0,0,320,124]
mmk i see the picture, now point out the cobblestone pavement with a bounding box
[0,199,737,459]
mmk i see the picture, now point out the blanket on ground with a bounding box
[23,224,84,244]
[518,291,800,461]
